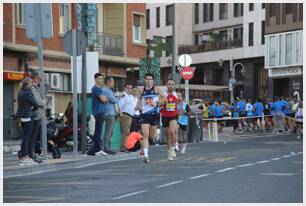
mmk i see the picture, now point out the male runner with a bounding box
[160,79,179,161]
[135,73,165,163]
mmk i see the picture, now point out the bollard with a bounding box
[212,121,219,142]
[208,122,212,141]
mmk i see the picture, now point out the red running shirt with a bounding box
[161,92,178,118]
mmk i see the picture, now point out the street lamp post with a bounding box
[171,3,176,80]
[229,58,245,104]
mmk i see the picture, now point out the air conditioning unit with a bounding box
[50,73,61,90]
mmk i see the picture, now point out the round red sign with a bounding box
[179,67,194,80]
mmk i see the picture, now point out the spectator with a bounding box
[131,87,141,132]
[64,101,73,127]
[295,101,303,139]
[87,73,108,156]
[126,130,143,152]
[29,71,45,163]
[231,100,239,132]
[101,76,119,155]
[237,97,246,132]
[118,83,135,152]
[16,77,41,166]
[253,98,264,132]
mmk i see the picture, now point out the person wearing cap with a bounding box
[30,71,45,163]
[16,78,42,166]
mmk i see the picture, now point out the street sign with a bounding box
[229,78,237,85]
[64,29,86,56]
[24,4,53,39]
[180,66,194,80]
[178,54,192,67]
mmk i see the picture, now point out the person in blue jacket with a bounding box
[253,98,264,132]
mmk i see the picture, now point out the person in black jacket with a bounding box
[16,77,41,166]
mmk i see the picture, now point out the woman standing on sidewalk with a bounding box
[16,77,41,166]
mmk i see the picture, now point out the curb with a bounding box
[4,152,140,179]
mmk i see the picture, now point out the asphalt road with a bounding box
[3,134,303,203]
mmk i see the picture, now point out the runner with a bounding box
[177,93,191,154]
[160,79,179,161]
[135,73,165,163]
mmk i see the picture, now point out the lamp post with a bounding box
[229,58,245,104]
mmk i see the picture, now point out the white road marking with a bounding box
[256,160,270,164]
[236,163,254,167]
[156,180,184,188]
[282,155,291,158]
[189,174,211,180]
[112,190,148,200]
[260,173,295,176]
[216,167,235,173]
[270,158,281,161]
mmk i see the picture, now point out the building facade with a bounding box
[146,3,267,101]
[265,3,303,99]
[3,3,146,140]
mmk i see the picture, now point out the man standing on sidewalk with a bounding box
[87,73,108,156]
[102,76,119,155]
[118,83,135,152]
[29,71,45,163]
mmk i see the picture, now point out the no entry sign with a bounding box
[180,67,194,80]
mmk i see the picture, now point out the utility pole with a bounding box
[81,3,87,154]
[171,4,176,80]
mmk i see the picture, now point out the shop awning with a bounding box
[3,71,28,81]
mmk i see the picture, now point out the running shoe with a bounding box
[174,143,179,151]
[168,149,174,161]
[181,144,186,154]
[143,156,150,163]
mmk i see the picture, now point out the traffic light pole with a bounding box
[171,4,176,80]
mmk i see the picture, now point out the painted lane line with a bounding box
[282,155,291,158]
[216,167,235,173]
[236,163,255,168]
[112,190,148,200]
[156,180,184,188]
[189,174,212,180]
[256,160,270,164]
[270,158,281,161]
[297,152,303,155]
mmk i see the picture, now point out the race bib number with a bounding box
[166,102,175,111]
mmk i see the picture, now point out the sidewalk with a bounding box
[3,151,140,179]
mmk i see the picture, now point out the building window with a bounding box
[219,4,228,20]
[146,9,150,29]
[268,36,277,67]
[285,3,293,15]
[219,30,228,42]
[285,33,293,65]
[269,4,276,17]
[248,22,254,46]
[59,4,71,34]
[295,31,303,64]
[194,34,199,45]
[194,3,199,24]
[233,27,243,43]
[17,3,25,26]
[262,3,265,9]
[249,3,254,11]
[234,3,243,17]
[203,3,214,22]
[166,4,174,26]
[261,21,265,45]
[166,36,172,56]
[156,7,160,28]
[133,14,143,43]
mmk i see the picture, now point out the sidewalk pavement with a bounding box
[3,127,278,179]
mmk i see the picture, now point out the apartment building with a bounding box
[146,3,267,101]
[264,3,303,99]
[3,3,146,140]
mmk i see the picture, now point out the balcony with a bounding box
[89,32,124,57]
[178,39,243,55]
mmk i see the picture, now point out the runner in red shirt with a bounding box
[160,79,179,161]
